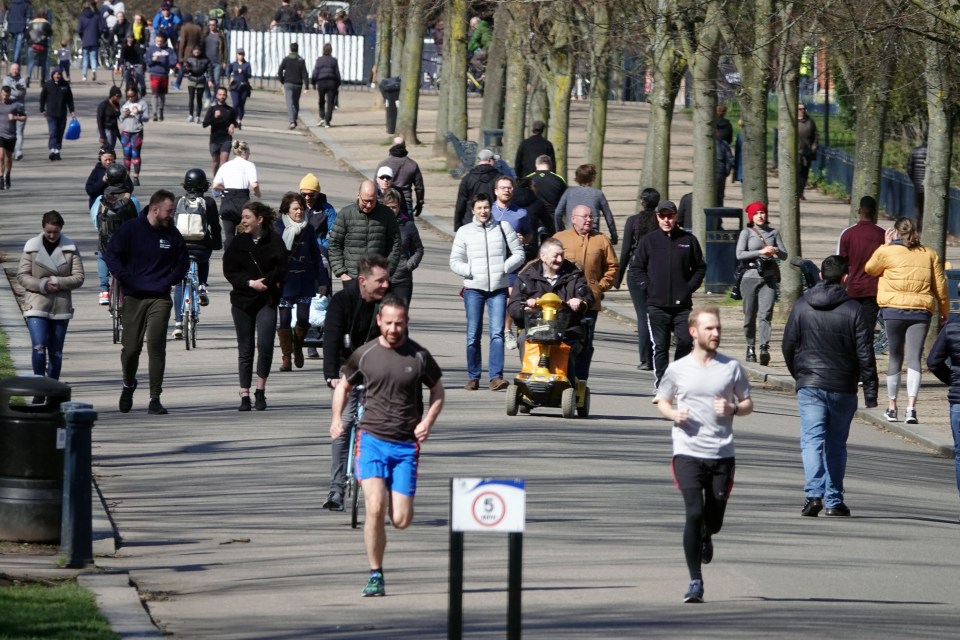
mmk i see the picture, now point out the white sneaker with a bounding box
[905,408,918,424]
[173,322,183,339]
[186,115,194,122]
[504,330,518,350]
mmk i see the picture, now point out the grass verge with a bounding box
[0,575,118,640]
[0,327,14,380]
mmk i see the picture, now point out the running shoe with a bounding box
[904,407,918,424]
[185,114,193,122]
[361,572,385,597]
[504,330,518,350]
[884,408,897,422]
[99,291,110,305]
[173,322,183,339]
[683,579,704,603]
[198,285,209,306]
[701,535,713,565]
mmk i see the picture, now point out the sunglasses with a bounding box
[378,175,392,180]
[657,212,677,219]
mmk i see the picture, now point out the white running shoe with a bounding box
[173,322,183,339]
[504,330,518,350]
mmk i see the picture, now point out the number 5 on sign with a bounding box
[451,478,525,533]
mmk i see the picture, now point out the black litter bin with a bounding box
[0,376,72,542]
[947,269,960,319]
[703,207,743,294]
[379,76,401,134]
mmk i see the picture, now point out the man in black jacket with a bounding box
[782,255,877,519]
[453,148,499,231]
[630,200,706,390]
[926,306,960,506]
[514,120,555,179]
[278,42,309,129]
[322,254,390,511]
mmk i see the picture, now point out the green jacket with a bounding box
[328,201,402,278]
[468,20,491,53]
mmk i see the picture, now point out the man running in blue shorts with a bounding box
[655,306,753,604]
[329,293,445,597]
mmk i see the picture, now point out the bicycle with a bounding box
[344,385,366,529]
[109,274,123,344]
[177,257,201,350]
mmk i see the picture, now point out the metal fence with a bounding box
[817,146,960,234]
[227,31,369,88]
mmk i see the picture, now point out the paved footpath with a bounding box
[1,81,959,638]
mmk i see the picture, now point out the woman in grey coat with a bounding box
[736,201,787,365]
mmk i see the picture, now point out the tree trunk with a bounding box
[529,78,549,125]
[776,22,802,313]
[501,3,528,168]
[390,0,407,78]
[395,0,425,144]
[479,3,509,143]
[432,1,452,156]
[582,3,611,188]
[374,0,393,107]
[920,15,952,260]
[848,82,891,224]
[640,0,683,204]
[534,6,576,180]
[679,10,721,248]
[733,0,773,206]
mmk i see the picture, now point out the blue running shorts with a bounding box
[356,430,420,496]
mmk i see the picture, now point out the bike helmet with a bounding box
[182,168,209,194]
[105,163,128,186]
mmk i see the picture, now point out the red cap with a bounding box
[744,201,767,223]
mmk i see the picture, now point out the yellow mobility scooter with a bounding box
[506,293,590,418]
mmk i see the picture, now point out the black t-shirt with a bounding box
[204,102,236,145]
[342,338,442,443]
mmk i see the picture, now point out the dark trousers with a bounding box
[575,310,599,381]
[648,305,693,386]
[330,385,362,494]
[187,85,204,117]
[45,114,66,151]
[315,79,338,124]
[221,218,238,251]
[121,295,173,398]
[798,161,812,197]
[627,276,652,366]
[230,86,250,121]
[232,303,277,389]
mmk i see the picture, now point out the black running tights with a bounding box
[681,488,728,581]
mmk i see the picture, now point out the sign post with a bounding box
[449,478,526,640]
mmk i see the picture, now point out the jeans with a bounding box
[45,114,66,152]
[14,118,25,157]
[330,385,362,494]
[96,251,109,291]
[626,275,651,365]
[648,305,693,387]
[204,65,223,103]
[174,248,212,322]
[951,404,960,503]
[121,295,173,398]
[81,46,98,77]
[283,83,303,125]
[12,32,26,65]
[463,287,507,381]
[797,387,857,508]
[26,48,48,87]
[232,303,277,389]
[26,317,69,379]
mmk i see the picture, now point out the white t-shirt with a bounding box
[213,156,258,190]
[656,352,751,459]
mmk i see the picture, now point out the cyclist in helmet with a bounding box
[89,162,141,305]
[172,167,222,338]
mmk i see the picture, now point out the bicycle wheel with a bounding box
[110,284,122,344]
[190,304,198,349]
[350,477,361,529]
[183,309,193,351]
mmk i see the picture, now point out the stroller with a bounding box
[506,293,590,419]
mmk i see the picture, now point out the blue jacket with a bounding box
[6,0,32,34]
[77,7,102,48]
[274,219,328,298]
[927,316,960,404]
[105,216,189,298]
[144,43,178,76]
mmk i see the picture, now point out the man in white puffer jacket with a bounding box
[449,192,525,391]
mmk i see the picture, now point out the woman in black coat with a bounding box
[310,43,341,127]
[274,192,327,372]
[222,201,288,411]
[379,187,423,304]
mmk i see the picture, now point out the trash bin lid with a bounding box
[0,376,72,417]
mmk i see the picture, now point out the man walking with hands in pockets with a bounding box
[655,306,752,604]
[329,294,444,598]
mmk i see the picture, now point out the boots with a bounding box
[277,328,293,372]
[745,346,757,363]
[759,344,770,366]
[293,326,309,369]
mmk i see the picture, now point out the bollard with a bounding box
[59,402,98,568]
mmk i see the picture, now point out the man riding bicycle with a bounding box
[172,167,221,338]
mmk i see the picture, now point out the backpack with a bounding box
[174,195,209,242]
[98,195,138,247]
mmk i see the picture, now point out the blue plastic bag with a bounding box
[64,117,81,141]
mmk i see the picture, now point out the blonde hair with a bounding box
[688,306,721,329]
[232,140,250,156]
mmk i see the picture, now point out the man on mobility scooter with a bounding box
[506,237,594,418]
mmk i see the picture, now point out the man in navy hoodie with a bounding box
[105,189,189,415]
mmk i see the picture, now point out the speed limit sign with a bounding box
[451,478,525,532]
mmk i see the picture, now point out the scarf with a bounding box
[281,214,308,251]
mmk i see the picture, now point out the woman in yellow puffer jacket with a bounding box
[865,217,948,425]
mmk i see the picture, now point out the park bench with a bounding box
[445,132,478,179]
